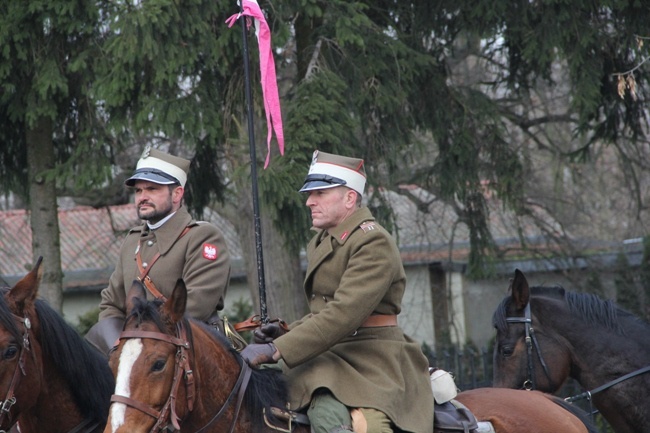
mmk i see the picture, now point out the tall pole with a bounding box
[239,4,269,324]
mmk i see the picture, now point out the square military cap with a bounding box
[299,150,366,195]
[125,147,191,188]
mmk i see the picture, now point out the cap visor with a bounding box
[125,172,178,187]
[299,180,345,193]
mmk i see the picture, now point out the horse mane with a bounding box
[128,298,291,430]
[493,284,649,336]
[34,298,114,423]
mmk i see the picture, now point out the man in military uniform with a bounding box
[241,151,433,433]
[86,147,231,355]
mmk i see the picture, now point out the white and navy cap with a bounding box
[299,150,366,195]
[125,147,191,188]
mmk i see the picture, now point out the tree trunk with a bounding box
[26,116,64,312]
[232,173,308,324]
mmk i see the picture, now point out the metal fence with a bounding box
[424,345,614,433]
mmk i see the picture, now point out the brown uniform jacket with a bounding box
[99,206,231,322]
[273,207,433,433]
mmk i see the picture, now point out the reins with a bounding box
[193,359,252,433]
[565,365,650,403]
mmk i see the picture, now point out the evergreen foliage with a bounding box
[1,0,648,297]
[0,0,113,198]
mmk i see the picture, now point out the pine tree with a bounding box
[0,0,111,310]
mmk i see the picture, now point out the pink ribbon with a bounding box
[226,0,285,168]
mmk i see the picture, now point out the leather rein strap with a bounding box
[565,365,650,403]
[136,226,192,301]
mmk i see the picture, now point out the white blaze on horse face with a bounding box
[110,338,144,433]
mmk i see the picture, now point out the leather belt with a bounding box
[360,314,397,328]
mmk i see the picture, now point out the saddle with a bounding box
[430,368,494,433]
[433,400,479,433]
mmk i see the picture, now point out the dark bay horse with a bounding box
[106,278,596,433]
[0,258,114,433]
[492,268,650,433]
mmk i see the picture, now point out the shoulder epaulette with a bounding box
[359,221,377,233]
[128,226,144,235]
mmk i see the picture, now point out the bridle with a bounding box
[112,320,252,433]
[0,314,32,433]
[0,313,103,433]
[506,300,650,403]
[505,302,552,391]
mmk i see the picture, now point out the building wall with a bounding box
[60,258,636,350]
[61,279,253,326]
[401,266,435,345]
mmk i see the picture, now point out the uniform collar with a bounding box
[325,207,374,245]
[144,206,192,254]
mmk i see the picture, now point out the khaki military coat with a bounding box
[99,206,231,322]
[273,207,434,433]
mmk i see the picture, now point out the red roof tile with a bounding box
[0,205,138,277]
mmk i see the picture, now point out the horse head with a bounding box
[106,278,196,433]
[492,269,571,392]
[0,257,44,431]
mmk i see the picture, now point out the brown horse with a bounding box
[492,269,650,433]
[105,277,596,433]
[0,258,114,433]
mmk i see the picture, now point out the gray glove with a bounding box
[84,317,124,357]
[240,343,278,368]
[253,322,287,344]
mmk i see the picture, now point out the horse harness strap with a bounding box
[66,417,103,433]
[136,226,192,301]
[113,322,195,433]
[193,360,253,433]
[565,365,650,403]
[505,303,552,390]
[0,314,32,431]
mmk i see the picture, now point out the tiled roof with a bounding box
[0,204,243,287]
[1,187,613,288]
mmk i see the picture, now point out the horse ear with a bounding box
[511,269,530,310]
[162,279,187,323]
[126,280,147,314]
[7,256,43,314]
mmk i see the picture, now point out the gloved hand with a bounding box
[240,343,279,368]
[253,322,287,344]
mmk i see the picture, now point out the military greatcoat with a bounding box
[273,207,434,433]
[99,206,231,322]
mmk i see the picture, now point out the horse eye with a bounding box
[500,345,514,357]
[152,359,166,372]
[3,346,18,360]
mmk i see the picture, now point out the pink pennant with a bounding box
[226,0,285,169]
